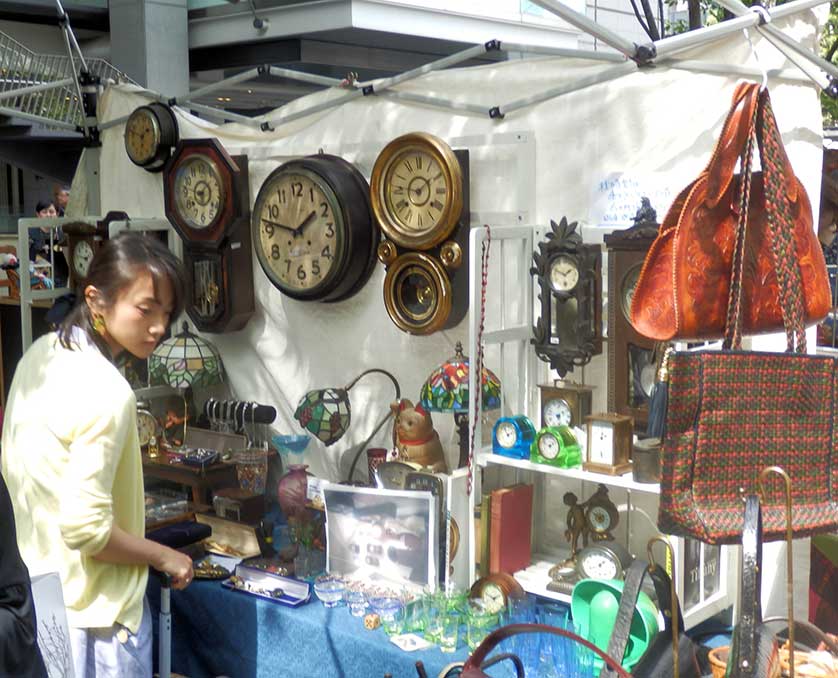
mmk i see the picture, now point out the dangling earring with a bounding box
[92,315,106,335]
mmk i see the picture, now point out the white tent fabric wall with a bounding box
[79,8,826,485]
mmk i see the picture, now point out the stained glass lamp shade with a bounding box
[420,341,501,468]
[148,322,224,389]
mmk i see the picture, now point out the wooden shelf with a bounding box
[512,552,573,604]
[477,447,661,495]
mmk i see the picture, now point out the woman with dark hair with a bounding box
[30,199,67,287]
[1,233,193,678]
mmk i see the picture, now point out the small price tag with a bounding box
[389,633,432,652]
[307,476,325,507]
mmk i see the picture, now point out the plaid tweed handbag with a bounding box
[630,82,830,342]
[656,86,838,544]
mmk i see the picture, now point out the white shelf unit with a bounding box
[465,223,735,631]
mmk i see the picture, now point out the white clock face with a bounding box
[481,583,505,614]
[579,549,619,580]
[174,155,224,230]
[137,410,158,447]
[73,240,94,278]
[496,422,518,449]
[590,421,614,465]
[587,505,613,532]
[543,398,572,428]
[549,255,580,292]
[538,434,560,460]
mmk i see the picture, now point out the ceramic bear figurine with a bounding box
[390,399,448,473]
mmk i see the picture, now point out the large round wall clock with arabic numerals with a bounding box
[124,102,179,172]
[252,154,378,302]
[164,138,246,249]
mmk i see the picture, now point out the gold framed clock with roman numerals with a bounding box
[370,132,470,335]
[164,139,254,332]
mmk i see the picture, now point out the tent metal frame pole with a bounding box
[500,42,626,63]
[186,101,263,127]
[498,61,638,116]
[714,0,838,81]
[0,77,74,101]
[178,67,263,104]
[55,0,88,72]
[667,60,808,82]
[362,42,496,92]
[259,90,364,130]
[529,0,645,60]
[380,90,492,117]
[267,66,343,87]
[0,105,80,130]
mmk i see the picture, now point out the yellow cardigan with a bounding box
[1,332,146,633]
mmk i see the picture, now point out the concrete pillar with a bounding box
[108,0,189,98]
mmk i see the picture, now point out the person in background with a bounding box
[0,473,47,677]
[30,200,68,288]
[1,233,193,678]
[53,185,70,217]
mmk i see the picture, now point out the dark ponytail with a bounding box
[58,233,186,358]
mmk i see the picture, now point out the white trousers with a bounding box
[69,598,152,678]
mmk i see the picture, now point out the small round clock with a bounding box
[585,484,620,541]
[173,154,225,231]
[137,408,158,448]
[530,425,582,468]
[252,154,378,302]
[370,132,464,251]
[549,255,580,293]
[575,541,633,581]
[124,103,178,172]
[543,396,572,428]
[71,240,95,279]
[469,572,525,615]
[492,415,537,460]
[620,264,643,322]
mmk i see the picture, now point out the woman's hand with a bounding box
[156,547,194,590]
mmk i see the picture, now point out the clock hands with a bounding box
[261,217,297,235]
[294,210,317,237]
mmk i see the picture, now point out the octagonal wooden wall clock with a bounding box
[164,138,254,332]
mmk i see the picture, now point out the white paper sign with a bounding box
[589,173,674,228]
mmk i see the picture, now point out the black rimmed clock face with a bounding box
[174,155,224,231]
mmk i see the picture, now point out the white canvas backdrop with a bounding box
[74,9,826,484]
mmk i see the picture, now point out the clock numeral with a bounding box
[190,166,196,177]
[309,187,315,203]
[271,244,280,259]
[269,204,280,219]
[393,186,405,195]
[291,182,303,198]
[321,245,332,260]
[277,189,287,204]
[435,187,446,195]
[296,265,306,281]
[285,260,292,274]
[416,156,422,170]
[186,199,194,210]
[396,200,408,210]
[312,260,321,276]
[417,213,423,227]
[263,223,275,237]
[325,223,335,238]
[404,159,413,172]
[431,200,444,211]
[320,202,329,218]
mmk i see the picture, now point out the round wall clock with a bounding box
[370,132,464,251]
[164,138,243,248]
[124,103,178,172]
[251,154,378,302]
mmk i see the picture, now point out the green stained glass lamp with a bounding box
[148,322,224,389]
[419,341,501,468]
[294,369,401,483]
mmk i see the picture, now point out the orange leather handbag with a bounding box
[630,82,830,342]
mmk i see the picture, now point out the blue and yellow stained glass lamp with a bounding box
[148,322,224,389]
[420,342,501,469]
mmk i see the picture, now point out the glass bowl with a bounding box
[272,434,310,455]
[313,576,345,608]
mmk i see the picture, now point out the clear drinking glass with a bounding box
[345,589,367,617]
[439,612,460,653]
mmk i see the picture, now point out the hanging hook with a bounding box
[744,5,771,91]
[647,536,680,678]
[758,465,794,678]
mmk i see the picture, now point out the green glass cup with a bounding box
[439,612,461,653]
[405,595,428,633]
[466,603,497,651]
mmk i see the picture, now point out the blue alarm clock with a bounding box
[492,415,537,460]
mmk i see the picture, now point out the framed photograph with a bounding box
[323,484,437,592]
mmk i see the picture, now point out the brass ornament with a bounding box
[439,240,462,270]
[377,240,398,266]
[383,252,452,335]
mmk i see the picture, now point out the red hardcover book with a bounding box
[489,483,533,574]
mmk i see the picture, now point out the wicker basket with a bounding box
[708,646,729,678]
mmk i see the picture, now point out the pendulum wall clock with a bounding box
[370,132,470,335]
[531,217,602,378]
[603,208,659,428]
[164,138,254,332]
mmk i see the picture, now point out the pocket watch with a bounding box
[469,572,525,615]
[530,425,582,468]
[370,132,464,251]
[164,138,246,248]
[492,415,537,460]
[252,154,378,302]
[124,102,179,172]
[575,541,632,580]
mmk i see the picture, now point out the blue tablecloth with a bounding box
[147,576,470,678]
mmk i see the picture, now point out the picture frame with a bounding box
[323,483,438,592]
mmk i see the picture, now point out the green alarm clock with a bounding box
[530,425,582,468]
[492,415,537,460]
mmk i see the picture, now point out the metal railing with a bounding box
[0,30,134,129]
